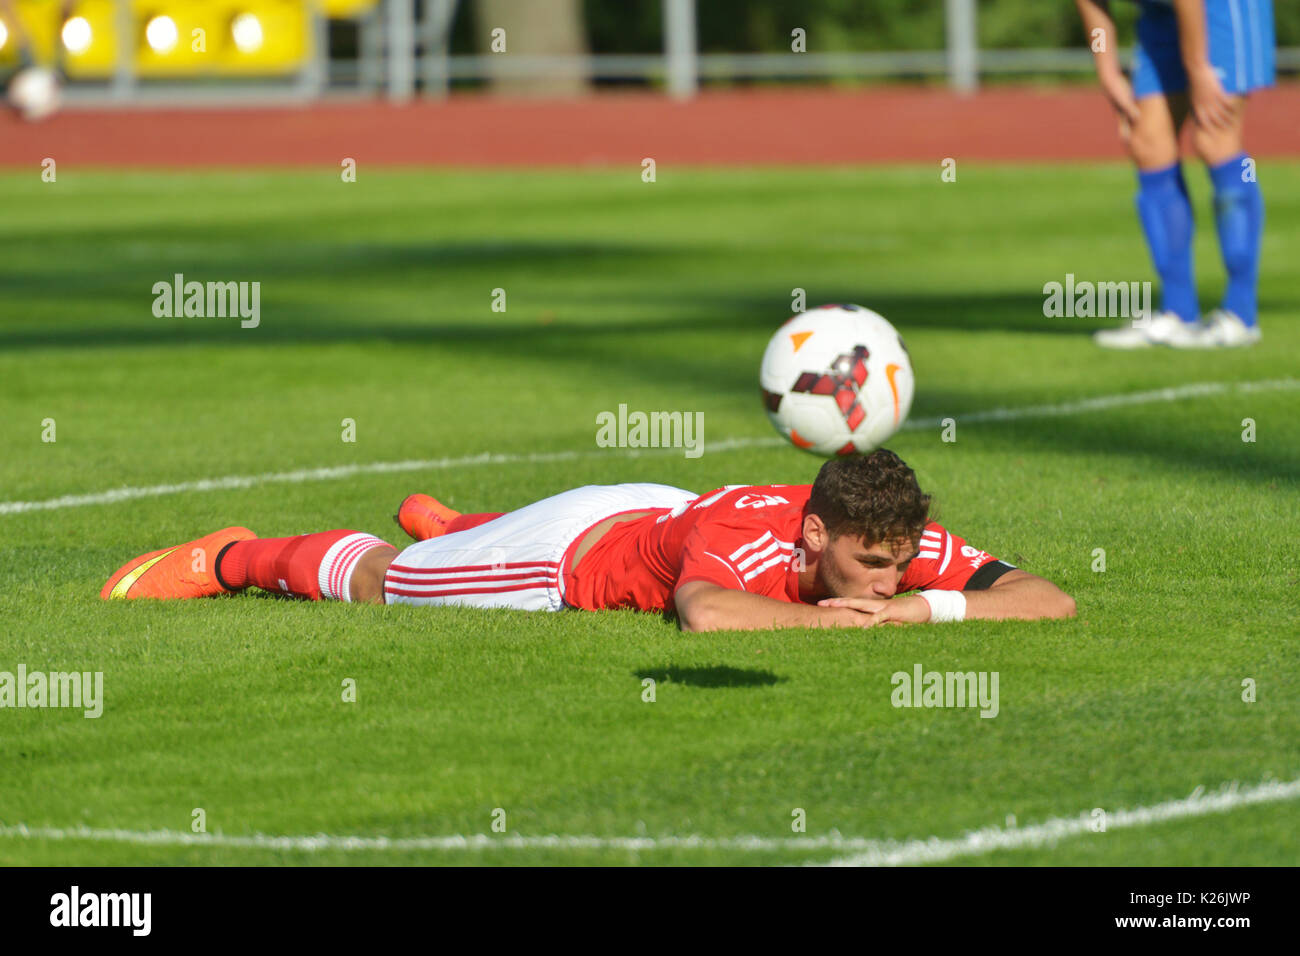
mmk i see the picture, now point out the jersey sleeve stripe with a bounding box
[728,531,773,562]
[736,539,785,570]
[742,550,792,583]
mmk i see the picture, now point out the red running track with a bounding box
[1,85,1297,168]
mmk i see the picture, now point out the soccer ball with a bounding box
[760,303,915,457]
[7,67,62,122]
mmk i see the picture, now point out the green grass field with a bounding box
[0,163,1297,866]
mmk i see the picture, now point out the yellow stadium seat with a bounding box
[0,0,375,76]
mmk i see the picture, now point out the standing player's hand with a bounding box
[1187,62,1233,130]
[817,594,932,626]
[1098,66,1140,132]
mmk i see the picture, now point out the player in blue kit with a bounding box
[1075,0,1274,348]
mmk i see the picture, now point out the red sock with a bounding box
[445,513,504,534]
[217,530,392,601]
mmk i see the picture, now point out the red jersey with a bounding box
[561,484,1010,612]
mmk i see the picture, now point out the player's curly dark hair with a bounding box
[807,449,931,547]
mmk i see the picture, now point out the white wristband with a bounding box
[919,589,967,623]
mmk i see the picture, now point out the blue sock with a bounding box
[1208,153,1264,327]
[1135,163,1198,323]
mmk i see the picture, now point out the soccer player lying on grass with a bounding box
[101,449,1075,630]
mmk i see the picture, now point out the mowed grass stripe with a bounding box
[3,378,1295,516]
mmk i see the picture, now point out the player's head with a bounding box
[803,449,931,598]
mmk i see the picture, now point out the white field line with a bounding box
[818,776,1300,867]
[3,378,1295,517]
[903,377,1299,430]
[1,777,1296,863]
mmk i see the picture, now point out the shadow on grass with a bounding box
[8,273,1291,354]
[0,288,1100,354]
[635,666,783,689]
[0,287,1092,409]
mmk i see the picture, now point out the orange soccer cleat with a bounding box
[101,526,257,600]
[394,493,462,541]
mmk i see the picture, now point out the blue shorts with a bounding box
[1132,0,1275,98]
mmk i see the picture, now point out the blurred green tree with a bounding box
[579,0,1297,54]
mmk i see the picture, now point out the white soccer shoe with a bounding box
[1198,309,1261,348]
[1092,311,1207,350]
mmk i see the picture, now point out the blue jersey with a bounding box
[1132,0,1275,97]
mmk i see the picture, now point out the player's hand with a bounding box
[817,594,931,626]
[1098,66,1140,131]
[1187,62,1233,130]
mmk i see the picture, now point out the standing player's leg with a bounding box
[1093,2,1204,349]
[1194,97,1262,346]
[1133,93,1199,327]
[1188,0,1274,348]
[1095,91,1201,348]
